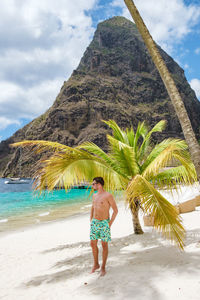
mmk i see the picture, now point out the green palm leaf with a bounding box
[35,151,127,192]
[11,140,71,154]
[142,139,189,178]
[126,127,135,147]
[152,165,197,190]
[126,175,185,249]
[107,135,140,177]
[133,121,147,158]
[138,120,166,162]
[79,141,130,180]
[103,119,128,143]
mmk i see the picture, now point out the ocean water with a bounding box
[0,178,92,232]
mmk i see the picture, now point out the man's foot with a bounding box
[90,264,100,273]
[100,268,106,276]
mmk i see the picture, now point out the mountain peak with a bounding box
[0,16,200,177]
[98,16,135,28]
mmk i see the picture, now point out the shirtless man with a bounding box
[90,177,118,276]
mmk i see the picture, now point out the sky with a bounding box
[0,0,200,142]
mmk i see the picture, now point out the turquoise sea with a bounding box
[0,178,93,233]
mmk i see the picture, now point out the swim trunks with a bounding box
[90,218,111,242]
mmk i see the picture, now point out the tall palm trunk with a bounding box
[129,199,144,234]
[124,0,200,182]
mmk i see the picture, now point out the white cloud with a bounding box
[195,48,200,54]
[190,78,200,99]
[1,0,200,138]
[184,64,189,70]
[0,116,20,131]
[0,0,97,134]
[112,0,200,53]
[0,78,63,120]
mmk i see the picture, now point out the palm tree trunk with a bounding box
[124,0,200,182]
[129,200,144,234]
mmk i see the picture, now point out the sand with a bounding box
[0,186,200,300]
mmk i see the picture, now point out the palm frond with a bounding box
[148,119,166,133]
[126,175,185,249]
[11,140,71,154]
[152,165,197,190]
[141,139,189,178]
[34,150,127,192]
[103,119,128,143]
[133,121,147,156]
[107,135,140,177]
[79,141,130,180]
[126,127,135,147]
[138,120,166,162]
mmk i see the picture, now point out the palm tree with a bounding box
[12,120,197,249]
[124,0,200,182]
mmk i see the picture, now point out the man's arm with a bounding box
[90,197,94,222]
[108,194,118,227]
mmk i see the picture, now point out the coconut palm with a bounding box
[12,120,197,249]
[124,0,200,182]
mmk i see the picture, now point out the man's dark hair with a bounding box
[93,177,104,186]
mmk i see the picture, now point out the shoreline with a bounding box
[0,209,90,238]
[0,198,125,237]
[0,184,199,236]
[0,190,125,235]
[0,201,92,236]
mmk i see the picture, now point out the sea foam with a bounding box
[0,219,8,223]
[39,212,50,217]
[81,204,92,209]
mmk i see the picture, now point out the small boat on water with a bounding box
[4,147,31,185]
[4,178,30,184]
[73,185,92,189]
[72,181,92,189]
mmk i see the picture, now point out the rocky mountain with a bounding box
[1,16,200,177]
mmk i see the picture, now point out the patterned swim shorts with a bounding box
[90,218,111,242]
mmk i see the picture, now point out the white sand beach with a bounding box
[0,186,200,300]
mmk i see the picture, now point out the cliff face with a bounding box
[1,16,200,177]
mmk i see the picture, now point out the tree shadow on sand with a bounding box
[22,228,200,299]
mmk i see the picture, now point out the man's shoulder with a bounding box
[94,191,113,200]
[105,191,112,196]
[104,191,113,199]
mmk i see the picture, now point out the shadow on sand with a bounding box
[22,228,200,299]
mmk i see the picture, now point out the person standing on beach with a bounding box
[90,177,118,276]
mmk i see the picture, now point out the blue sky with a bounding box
[0,0,200,142]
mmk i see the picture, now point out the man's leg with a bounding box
[100,241,108,276]
[90,240,100,273]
